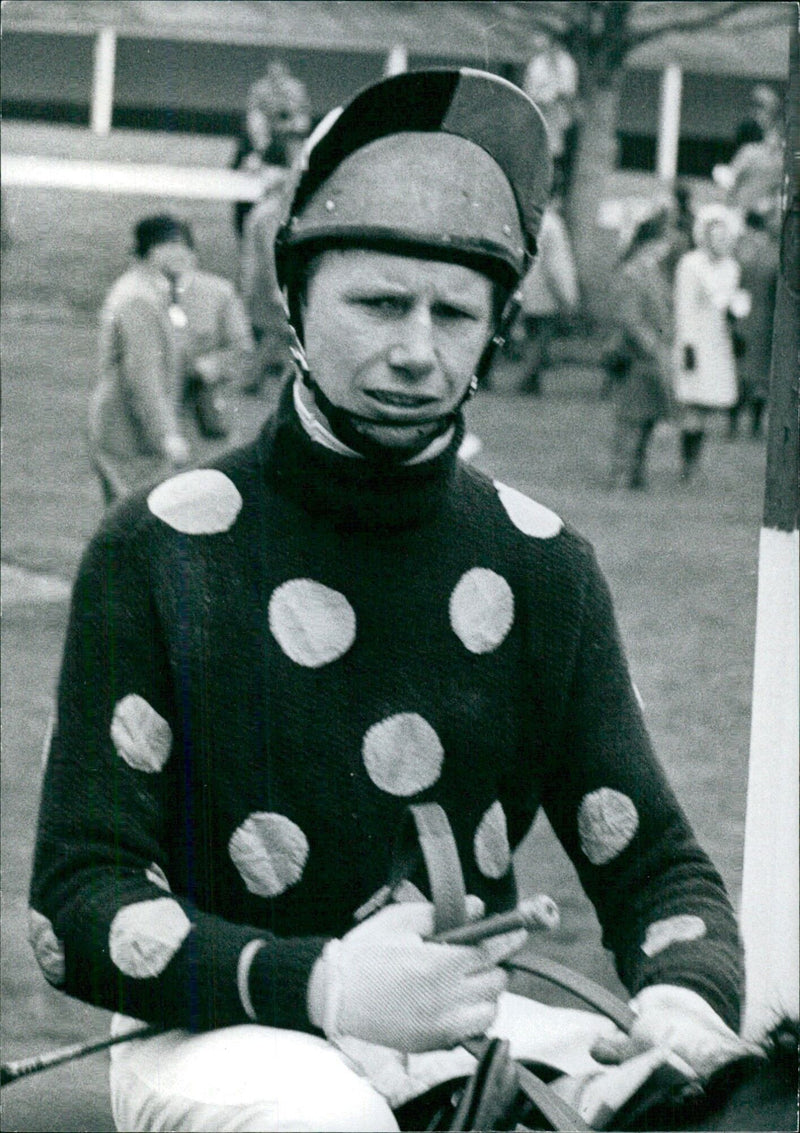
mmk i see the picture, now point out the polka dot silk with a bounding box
[474,801,512,878]
[147,469,242,534]
[229,812,310,898]
[269,579,356,667]
[28,908,66,987]
[111,694,172,774]
[578,788,639,865]
[362,713,445,796]
[109,898,192,979]
[642,914,707,957]
[494,481,562,538]
[450,568,514,654]
[28,383,743,1038]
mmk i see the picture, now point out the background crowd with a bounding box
[89,60,782,506]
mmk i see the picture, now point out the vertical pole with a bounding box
[90,27,117,136]
[740,10,800,1043]
[656,63,682,182]
[384,44,408,76]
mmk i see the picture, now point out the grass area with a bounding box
[0,126,768,1130]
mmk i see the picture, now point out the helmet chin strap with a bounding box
[299,368,468,462]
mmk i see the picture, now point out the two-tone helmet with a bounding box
[275,68,553,348]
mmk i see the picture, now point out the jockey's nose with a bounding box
[388,308,437,380]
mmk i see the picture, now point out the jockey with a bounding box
[30,70,746,1131]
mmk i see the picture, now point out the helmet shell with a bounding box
[276,68,552,292]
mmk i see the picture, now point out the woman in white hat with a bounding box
[673,204,750,480]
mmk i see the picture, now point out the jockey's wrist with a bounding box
[237,935,329,1031]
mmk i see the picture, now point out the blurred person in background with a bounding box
[728,209,779,439]
[664,180,695,279]
[713,85,784,238]
[600,184,692,400]
[506,198,579,395]
[237,67,312,393]
[231,62,312,241]
[89,215,254,505]
[749,83,783,146]
[607,209,675,491]
[672,205,751,482]
[522,31,579,196]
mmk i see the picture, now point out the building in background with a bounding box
[1,1,789,180]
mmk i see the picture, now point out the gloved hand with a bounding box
[307,898,527,1054]
[590,984,752,1079]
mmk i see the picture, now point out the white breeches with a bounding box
[109,994,617,1132]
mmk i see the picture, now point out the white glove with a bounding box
[307,898,527,1054]
[729,288,752,319]
[590,984,752,1079]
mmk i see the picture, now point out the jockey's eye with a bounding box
[431,302,482,324]
[352,295,413,318]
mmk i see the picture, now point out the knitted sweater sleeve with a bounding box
[533,541,743,1030]
[29,513,326,1033]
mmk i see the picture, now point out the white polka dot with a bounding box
[109,898,191,978]
[450,568,514,654]
[145,863,171,892]
[494,481,562,538]
[363,713,444,796]
[578,787,639,864]
[111,694,172,773]
[474,801,512,878]
[28,908,66,987]
[147,469,242,534]
[269,579,356,667]
[229,812,309,898]
[642,915,707,957]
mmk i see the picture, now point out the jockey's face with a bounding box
[302,249,494,450]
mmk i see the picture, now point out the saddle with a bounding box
[384,802,701,1131]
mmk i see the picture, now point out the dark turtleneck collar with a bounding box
[259,378,465,532]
